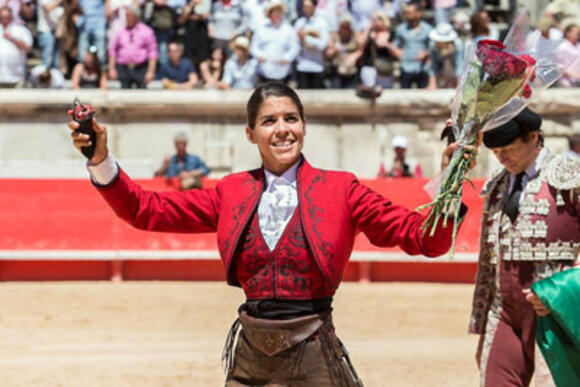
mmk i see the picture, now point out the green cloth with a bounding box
[531,268,580,387]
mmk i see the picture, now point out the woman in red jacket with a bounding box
[68,82,476,386]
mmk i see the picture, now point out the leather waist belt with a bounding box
[238,310,329,357]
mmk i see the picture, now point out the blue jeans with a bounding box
[38,31,60,69]
[155,29,174,66]
[78,24,107,66]
[116,63,148,89]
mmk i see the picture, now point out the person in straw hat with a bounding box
[250,0,300,84]
[218,35,258,90]
[427,22,463,89]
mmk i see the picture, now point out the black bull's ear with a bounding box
[440,124,456,145]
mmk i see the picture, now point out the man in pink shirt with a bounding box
[108,6,158,89]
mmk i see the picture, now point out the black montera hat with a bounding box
[483,107,542,148]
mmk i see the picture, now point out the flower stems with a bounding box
[417,134,477,258]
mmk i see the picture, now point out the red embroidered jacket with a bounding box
[96,158,458,288]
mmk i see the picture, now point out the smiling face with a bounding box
[490,132,541,174]
[269,8,283,25]
[246,96,306,175]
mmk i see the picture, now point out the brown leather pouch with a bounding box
[239,311,328,357]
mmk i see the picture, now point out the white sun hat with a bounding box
[392,135,409,149]
[429,23,459,43]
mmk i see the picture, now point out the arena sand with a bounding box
[0,282,479,386]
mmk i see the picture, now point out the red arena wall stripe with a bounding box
[0,178,485,282]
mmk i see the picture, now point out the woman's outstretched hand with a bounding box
[440,119,483,172]
[67,111,109,165]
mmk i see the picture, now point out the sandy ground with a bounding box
[0,282,480,386]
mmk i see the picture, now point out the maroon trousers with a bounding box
[483,261,537,386]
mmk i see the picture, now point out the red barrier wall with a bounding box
[0,177,485,282]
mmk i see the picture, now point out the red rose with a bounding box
[477,40,528,78]
[517,54,537,98]
[477,39,505,50]
[518,54,537,82]
[522,84,532,98]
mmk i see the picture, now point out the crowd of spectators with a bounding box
[0,0,578,90]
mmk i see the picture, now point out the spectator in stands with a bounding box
[199,46,225,88]
[77,0,107,66]
[545,0,580,39]
[179,0,211,67]
[0,7,32,88]
[38,0,64,69]
[108,6,158,89]
[218,35,258,90]
[360,10,397,89]
[377,135,421,178]
[469,9,498,44]
[243,0,269,33]
[428,22,463,89]
[155,132,211,190]
[392,2,432,89]
[350,0,384,32]
[556,24,580,87]
[315,0,348,32]
[56,0,82,77]
[2,0,31,25]
[157,41,199,89]
[71,46,108,88]
[208,0,246,57]
[450,8,470,39]
[251,0,300,84]
[20,0,36,26]
[294,0,329,89]
[28,64,66,88]
[106,0,140,40]
[325,12,360,89]
[433,0,456,26]
[143,0,181,66]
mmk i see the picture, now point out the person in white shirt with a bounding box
[218,35,258,90]
[350,0,383,32]
[243,0,269,32]
[294,0,329,89]
[37,0,64,69]
[250,0,300,84]
[312,0,348,32]
[28,64,66,88]
[0,7,33,87]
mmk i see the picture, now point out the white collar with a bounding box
[263,159,300,190]
[523,147,547,179]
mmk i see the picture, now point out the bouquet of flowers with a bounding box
[418,11,579,257]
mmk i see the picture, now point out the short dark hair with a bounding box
[246,82,305,129]
[520,129,544,148]
[38,69,52,87]
[404,1,422,12]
